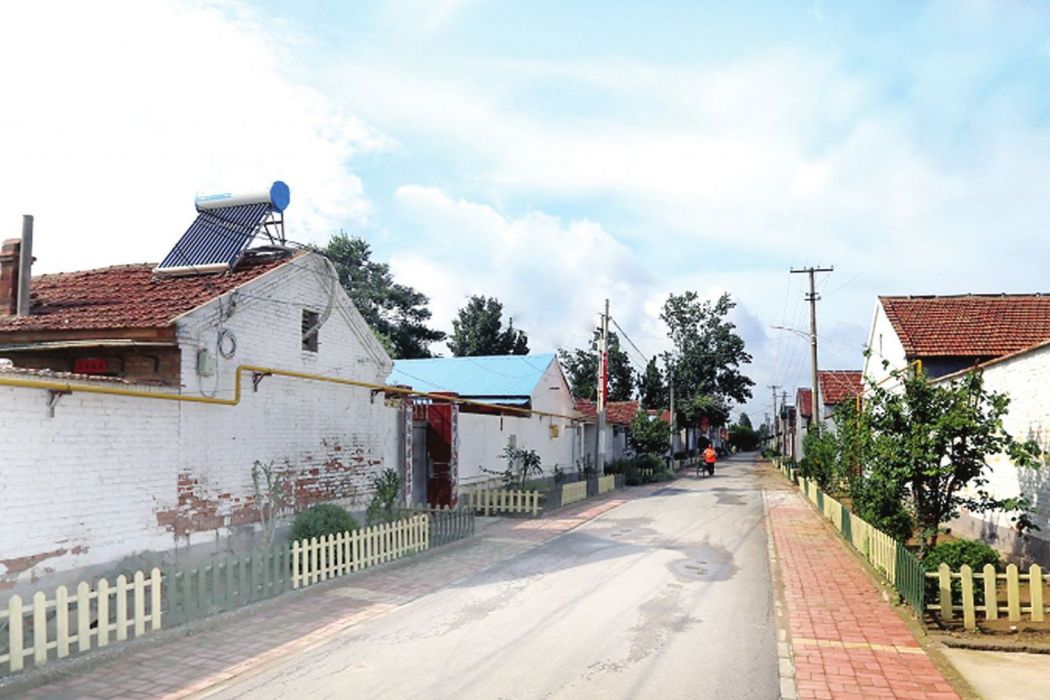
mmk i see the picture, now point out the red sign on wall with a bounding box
[73,358,109,374]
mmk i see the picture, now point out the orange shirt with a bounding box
[703,447,717,463]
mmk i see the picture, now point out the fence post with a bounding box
[115,575,129,641]
[33,591,47,667]
[1007,564,1021,621]
[151,568,163,631]
[78,579,94,650]
[96,579,109,647]
[1030,565,1044,622]
[960,565,976,631]
[8,595,23,672]
[134,571,147,637]
[55,585,69,659]
[982,564,998,621]
[938,563,953,620]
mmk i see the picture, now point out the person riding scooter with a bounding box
[702,444,717,476]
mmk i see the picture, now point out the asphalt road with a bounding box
[205,453,779,700]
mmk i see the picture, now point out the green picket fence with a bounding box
[404,506,475,547]
[165,546,292,626]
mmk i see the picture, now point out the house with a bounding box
[817,370,863,432]
[575,398,640,466]
[794,387,813,458]
[387,353,582,500]
[863,294,1050,387]
[930,340,1050,564]
[0,197,401,589]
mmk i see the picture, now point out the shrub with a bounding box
[290,503,358,543]
[922,539,1001,606]
[366,469,402,525]
[799,428,839,491]
[849,472,914,544]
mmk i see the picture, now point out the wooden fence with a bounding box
[1,569,162,675]
[927,563,1049,631]
[404,506,475,546]
[166,547,292,626]
[292,515,429,589]
[561,481,587,506]
[464,488,541,516]
[597,475,616,494]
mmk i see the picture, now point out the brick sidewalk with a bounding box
[766,488,960,700]
[6,494,634,700]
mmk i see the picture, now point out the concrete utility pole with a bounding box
[790,266,833,425]
[668,362,676,464]
[768,385,780,453]
[595,298,609,476]
[782,390,789,459]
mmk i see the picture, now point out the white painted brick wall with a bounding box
[946,344,1050,547]
[0,254,400,588]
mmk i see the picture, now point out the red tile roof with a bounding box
[0,253,295,335]
[880,295,1050,358]
[575,398,640,425]
[796,388,813,419]
[818,370,863,405]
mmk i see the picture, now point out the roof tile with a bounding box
[818,370,863,405]
[880,294,1050,358]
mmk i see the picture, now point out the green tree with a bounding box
[324,233,445,358]
[661,292,754,406]
[737,412,753,430]
[864,366,1042,554]
[448,295,529,356]
[628,411,670,456]
[637,357,667,409]
[559,331,634,401]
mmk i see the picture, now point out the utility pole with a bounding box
[595,299,609,477]
[668,362,676,466]
[768,385,780,453]
[782,390,789,460]
[790,265,833,425]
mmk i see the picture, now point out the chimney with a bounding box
[17,215,33,317]
[0,238,20,316]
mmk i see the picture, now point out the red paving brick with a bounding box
[767,487,960,700]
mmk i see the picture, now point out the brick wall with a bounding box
[0,254,401,589]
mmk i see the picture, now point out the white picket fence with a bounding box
[291,515,429,589]
[464,488,542,516]
[1,569,162,674]
[561,481,587,506]
[597,475,616,494]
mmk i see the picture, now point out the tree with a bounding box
[661,292,754,406]
[559,331,634,402]
[324,233,444,358]
[737,412,753,430]
[637,357,667,409]
[628,411,670,456]
[448,295,529,356]
[864,366,1042,554]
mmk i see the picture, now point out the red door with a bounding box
[425,404,454,507]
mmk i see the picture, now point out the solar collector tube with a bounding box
[195,180,290,212]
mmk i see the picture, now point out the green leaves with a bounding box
[324,233,445,359]
[628,410,670,456]
[448,295,529,357]
[559,331,635,401]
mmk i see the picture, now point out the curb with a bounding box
[762,490,798,700]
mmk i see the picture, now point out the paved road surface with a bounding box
[204,453,778,699]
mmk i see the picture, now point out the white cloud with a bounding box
[0,0,380,273]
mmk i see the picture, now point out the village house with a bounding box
[0,195,402,590]
[794,387,813,459]
[386,353,582,502]
[575,398,640,466]
[817,370,863,432]
[861,294,1050,563]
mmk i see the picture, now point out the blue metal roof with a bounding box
[388,353,557,398]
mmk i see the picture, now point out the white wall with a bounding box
[940,344,1050,561]
[457,411,579,485]
[0,254,400,589]
[862,301,908,392]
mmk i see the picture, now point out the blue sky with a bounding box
[4,1,1050,421]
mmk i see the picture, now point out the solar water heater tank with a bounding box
[194,180,291,212]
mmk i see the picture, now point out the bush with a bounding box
[366,469,401,525]
[799,428,839,491]
[849,472,914,543]
[290,503,358,543]
[922,539,1001,606]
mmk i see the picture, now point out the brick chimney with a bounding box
[0,238,20,316]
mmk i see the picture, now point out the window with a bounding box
[301,310,320,352]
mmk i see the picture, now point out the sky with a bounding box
[3,0,1050,423]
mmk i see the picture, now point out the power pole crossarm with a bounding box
[790,266,833,426]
